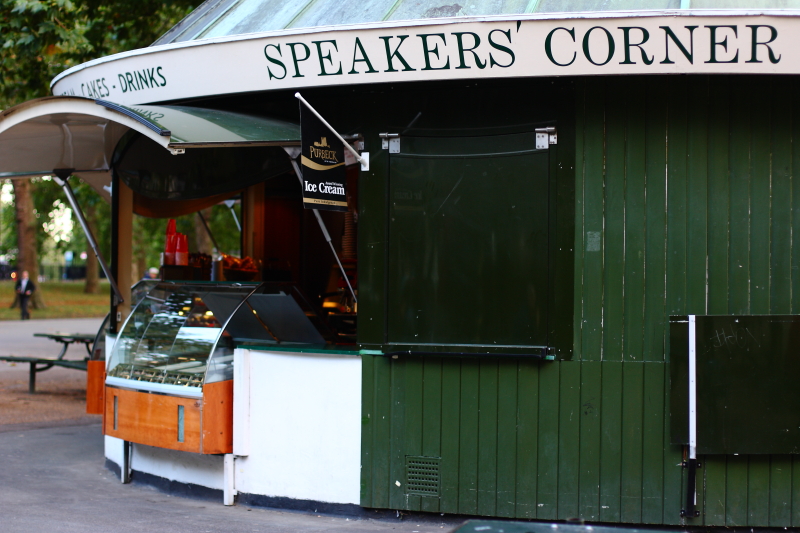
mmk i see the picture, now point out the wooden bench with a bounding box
[0,332,95,393]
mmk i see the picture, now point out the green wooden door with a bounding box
[387,132,551,350]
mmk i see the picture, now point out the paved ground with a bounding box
[0,318,463,532]
[0,317,104,358]
[0,423,459,533]
[0,318,103,426]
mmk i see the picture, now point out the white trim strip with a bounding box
[105,375,204,398]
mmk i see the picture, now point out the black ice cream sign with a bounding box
[299,106,348,212]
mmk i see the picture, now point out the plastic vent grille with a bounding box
[405,456,441,496]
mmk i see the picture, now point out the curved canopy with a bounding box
[0,96,300,180]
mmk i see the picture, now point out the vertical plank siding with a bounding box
[361,75,800,526]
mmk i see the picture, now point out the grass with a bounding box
[0,280,110,320]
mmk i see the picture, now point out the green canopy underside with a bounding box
[96,100,300,148]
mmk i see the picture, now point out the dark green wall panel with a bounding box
[569,75,800,527]
[362,358,684,524]
[361,74,800,527]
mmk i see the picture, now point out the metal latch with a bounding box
[379,133,400,153]
[535,127,557,150]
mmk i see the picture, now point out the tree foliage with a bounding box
[0,0,199,109]
[0,0,203,295]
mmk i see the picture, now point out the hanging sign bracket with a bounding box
[295,93,369,171]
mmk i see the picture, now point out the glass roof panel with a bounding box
[387,0,531,21]
[534,0,679,11]
[198,0,311,39]
[287,0,402,29]
[153,0,799,44]
[691,0,800,6]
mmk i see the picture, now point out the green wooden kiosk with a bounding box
[2,0,800,528]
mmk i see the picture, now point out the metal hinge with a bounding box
[535,127,557,150]
[379,133,400,153]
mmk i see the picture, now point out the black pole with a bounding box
[681,457,699,518]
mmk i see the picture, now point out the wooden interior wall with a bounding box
[361,75,800,526]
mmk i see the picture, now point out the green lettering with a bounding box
[264,44,287,80]
[488,29,515,68]
[544,27,576,67]
[746,25,781,64]
[619,27,653,65]
[582,26,615,66]
[348,38,378,74]
[660,26,696,64]
[287,42,312,78]
[313,40,343,76]
[705,25,739,64]
[453,32,486,69]
[417,33,450,70]
[380,35,416,72]
[156,67,167,86]
[125,72,136,91]
[136,70,150,89]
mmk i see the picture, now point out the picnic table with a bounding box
[0,332,96,393]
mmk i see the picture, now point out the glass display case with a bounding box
[104,280,336,454]
[107,281,333,396]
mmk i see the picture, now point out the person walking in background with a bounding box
[15,271,35,320]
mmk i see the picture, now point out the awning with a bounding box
[0,95,300,180]
[0,95,302,302]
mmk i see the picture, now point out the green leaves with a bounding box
[0,0,200,109]
[0,0,202,267]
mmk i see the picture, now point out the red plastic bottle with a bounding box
[175,233,189,266]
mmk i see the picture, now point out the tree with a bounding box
[0,0,201,295]
[11,179,44,307]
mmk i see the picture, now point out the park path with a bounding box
[0,318,458,533]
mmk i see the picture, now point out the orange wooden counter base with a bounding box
[103,380,233,454]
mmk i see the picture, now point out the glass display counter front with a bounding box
[104,281,334,454]
[107,281,332,393]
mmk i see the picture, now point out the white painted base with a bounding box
[105,435,125,466]
[233,349,362,505]
[104,435,224,490]
[103,348,362,506]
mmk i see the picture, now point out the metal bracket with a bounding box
[535,127,557,149]
[379,133,400,153]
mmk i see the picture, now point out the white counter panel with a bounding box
[234,349,361,505]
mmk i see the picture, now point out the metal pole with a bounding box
[288,158,357,304]
[682,314,699,519]
[197,210,221,253]
[295,92,365,166]
[53,172,124,306]
[689,315,697,461]
[224,200,242,232]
